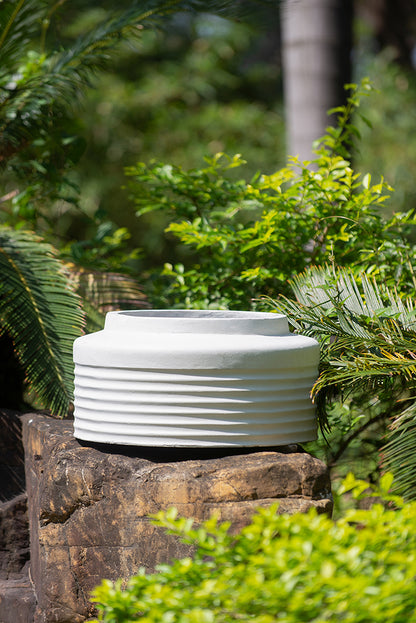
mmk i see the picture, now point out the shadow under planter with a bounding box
[22,413,332,623]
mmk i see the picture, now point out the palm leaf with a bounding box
[291,266,416,326]
[273,267,416,405]
[0,226,84,416]
[0,0,44,75]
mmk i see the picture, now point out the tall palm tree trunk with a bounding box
[281,0,352,161]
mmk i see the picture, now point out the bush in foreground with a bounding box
[91,474,416,623]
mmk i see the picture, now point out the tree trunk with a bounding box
[281,0,352,161]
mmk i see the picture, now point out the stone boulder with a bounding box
[23,413,332,623]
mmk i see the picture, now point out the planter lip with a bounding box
[104,309,289,336]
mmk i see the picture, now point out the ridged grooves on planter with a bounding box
[73,310,319,447]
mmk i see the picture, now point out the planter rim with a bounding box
[104,309,289,336]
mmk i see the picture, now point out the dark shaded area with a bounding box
[0,409,26,502]
[78,439,305,461]
[0,335,25,412]
[358,0,416,68]
[333,0,354,111]
[0,409,33,620]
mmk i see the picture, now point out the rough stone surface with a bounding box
[0,493,30,580]
[0,576,36,623]
[23,413,332,623]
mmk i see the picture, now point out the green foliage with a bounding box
[0,0,179,228]
[303,398,388,496]
[0,226,84,415]
[355,53,416,218]
[273,266,416,499]
[65,8,282,267]
[127,82,405,308]
[91,474,416,623]
[0,0,165,412]
[64,223,143,274]
[2,1,276,238]
[0,0,279,413]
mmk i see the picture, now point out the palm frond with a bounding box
[271,266,416,411]
[271,265,416,498]
[290,266,416,328]
[69,267,149,333]
[0,1,176,161]
[0,0,45,76]
[274,265,416,360]
[383,401,416,500]
[0,226,84,416]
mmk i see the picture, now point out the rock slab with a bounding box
[23,413,332,623]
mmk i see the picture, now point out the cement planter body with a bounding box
[73,310,319,447]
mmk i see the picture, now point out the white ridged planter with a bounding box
[73,310,320,447]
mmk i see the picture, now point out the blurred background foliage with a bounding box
[4,1,416,274]
[29,0,416,272]
[355,54,416,219]
[41,1,283,271]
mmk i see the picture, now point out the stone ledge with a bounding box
[22,413,332,623]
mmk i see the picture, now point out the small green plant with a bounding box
[91,473,416,623]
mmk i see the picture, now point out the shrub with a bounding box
[91,474,416,623]
[126,81,416,309]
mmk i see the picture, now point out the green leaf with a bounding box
[362,172,371,189]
